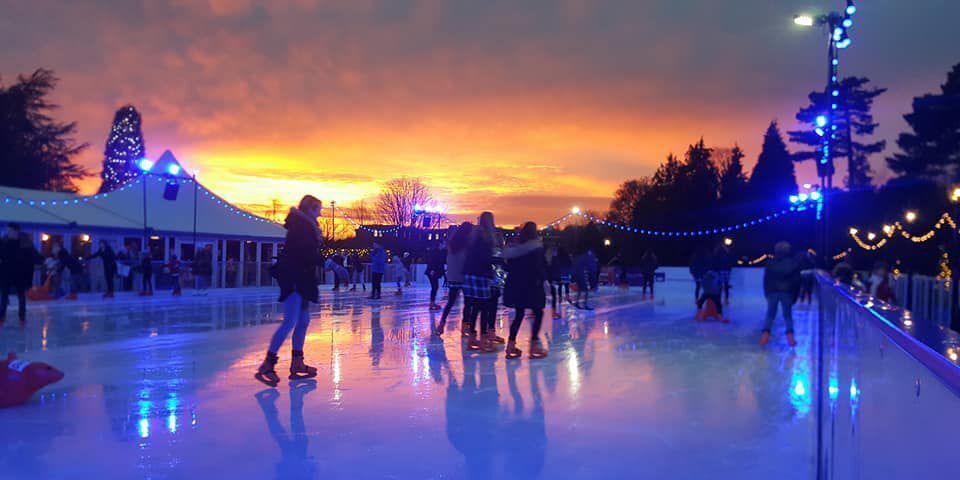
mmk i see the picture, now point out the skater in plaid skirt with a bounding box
[461,212,503,352]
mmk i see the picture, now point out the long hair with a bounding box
[298,195,322,213]
[448,222,473,253]
[519,222,538,243]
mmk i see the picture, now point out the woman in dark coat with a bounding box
[1,225,41,326]
[256,195,324,387]
[88,240,117,298]
[503,222,548,359]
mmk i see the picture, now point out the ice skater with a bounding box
[167,254,182,296]
[639,250,658,298]
[502,222,549,360]
[347,252,365,292]
[462,212,501,352]
[760,241,801,347]
[255,195,324,387]
[712,243,735,305]
[572,249,597,310]
[689,247,709,303]
[369,241,386,300]
[87,240,117,298]
[1,224,41,327]
[55,243,83,300]
[392,253,407,295]
[549,246,573,315]
[438,222,472,335]
[425,242,446,310]
[695,269,726,323]
[325,258,349,292]
[139,250,153,296]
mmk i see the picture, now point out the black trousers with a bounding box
[508,307,543,342]
[105,268,116,294]
[0,284,27,319]
[440,286,462,327]
[371,273,383,297]
[428,274,441,303]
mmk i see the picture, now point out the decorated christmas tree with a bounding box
[98,105,146,192]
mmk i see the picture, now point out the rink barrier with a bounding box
[815,273,960,478]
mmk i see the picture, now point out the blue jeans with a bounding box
[763,292,794,333]
[268,293,311,354]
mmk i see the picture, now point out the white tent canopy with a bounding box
[0,150,284,240]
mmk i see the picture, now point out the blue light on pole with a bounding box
[815,127,825,136]
[167,164,181,175]
[138,158,154,172]
[846,5,856,15]
[842,18,853,28]
[810,191,822,201]
[789,195,799,204]
[815,115,828,127]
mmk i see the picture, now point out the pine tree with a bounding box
[788,77,886,190]
[99,105,146,192]
[718,145,748,204]
[0,69,88,192]
[749,121,798,200]
[677,138,719,208]
[887,62,960,182]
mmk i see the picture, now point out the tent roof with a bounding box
[0,159,285,240]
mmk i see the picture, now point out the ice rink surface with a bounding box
[1,281,814,479]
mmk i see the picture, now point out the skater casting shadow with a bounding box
[445,344,499,479]
[502,361,547,479]
[369,307,384,368]
[255,380,318,480]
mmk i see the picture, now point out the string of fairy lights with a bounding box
[848,211,957,251]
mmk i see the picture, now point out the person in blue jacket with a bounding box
[369,241,387,300]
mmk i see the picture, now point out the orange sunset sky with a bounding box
[3,0,959,226]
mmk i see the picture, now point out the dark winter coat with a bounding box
[425,247,446,279]
[763,253,802,297]
[463,231,495,279]
[639,253,659,275]
[711,247,735,272]
[503,240,547,310]
[1,238,40,289]
[89,246,117,276]
[57,248,83,275]
[689,252,709,278]
[277,207,324,303]
[370,247,387,274]
[194,249,213,277]
[549,251,573,281]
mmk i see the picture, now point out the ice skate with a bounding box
[254,352,280,387]
[289,350,318,380]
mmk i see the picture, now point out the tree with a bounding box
[749,121,798,200]
[717,145,748,204]
[0,69,88,192]
[608,178,652,224]
[99,105,146,192]
[676,138,719,209]
[887,62,960,182]
[375,177,433,227]
[788,76,886,189]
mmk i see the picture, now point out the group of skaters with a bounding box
[0,221,219,327]
[255,196,605,386]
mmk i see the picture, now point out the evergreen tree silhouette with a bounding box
[887,62,960,182]
[750,121,797,201]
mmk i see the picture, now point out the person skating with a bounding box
[1,224,41,327]
[55,243,84,300]
[760,241,802,347]
[425,243,446,310]
[689,248,710,303]
[438,223,472,335]
[502,222,549,360]
[552,246,573,307]
[401,252,414,288]
[639,250,658,298]
[392,253,406,295]
[462,212,500,352]
[255,195,324,387]
[572,249,598,310]
[193,245,213,293]
[87,240,118,298]
[167,255,182,296]
[369,242,386,300]
[695,270,726,322]
[139,250,154,296]
[711,243,735,305]
[347,252,365,292]
[325,258,349,292]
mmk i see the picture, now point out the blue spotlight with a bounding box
[167,164,181,175]
[815,115,827,127]
[138,158,154,171]
[789,195,799,204]
[810,191,822,201]
[815,127,825,137]
[842,18,853,28]
[846,5,856,15]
